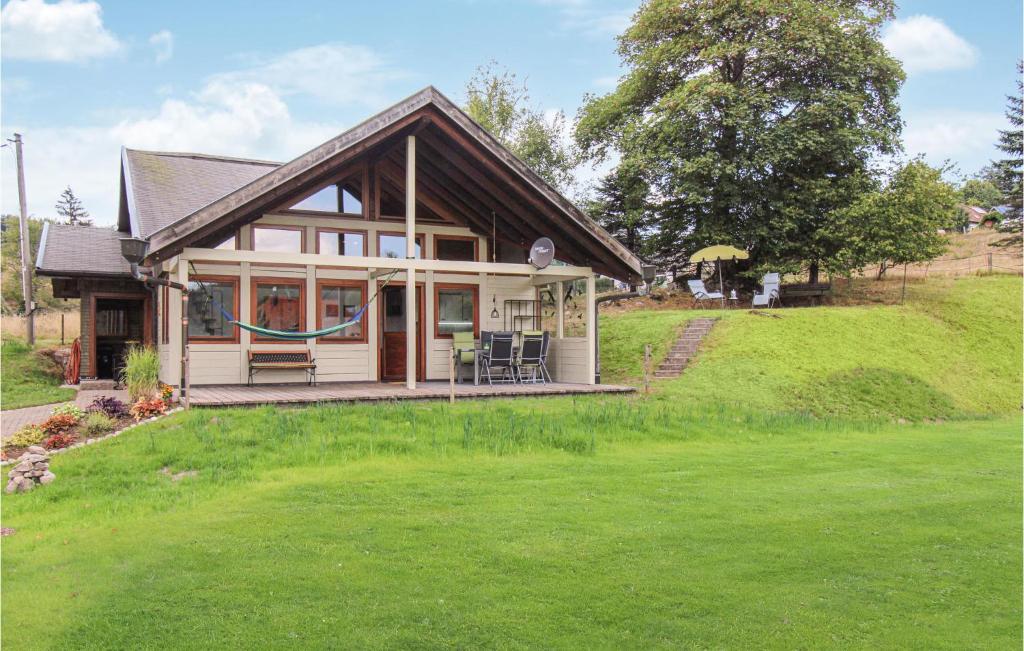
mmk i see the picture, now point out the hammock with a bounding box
[188,263,399,341]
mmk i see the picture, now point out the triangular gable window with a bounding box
[288,171,364,215]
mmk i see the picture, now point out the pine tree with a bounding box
[993,62,1023,227]
[55,186,91,226]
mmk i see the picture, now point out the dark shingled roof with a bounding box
[122,149,280,238]
[35,223,134,277]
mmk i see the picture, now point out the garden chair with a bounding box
[516,332,547,384]
[451,331,476,384]
[752,273,781,308]
[479,332,516,385]
[687,279,724,307]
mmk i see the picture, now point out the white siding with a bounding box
[548,337,590,384]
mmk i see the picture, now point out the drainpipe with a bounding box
[594,291,640,384]
[593,265,655,384]
[120,237,190,408]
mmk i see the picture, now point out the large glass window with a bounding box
[252,280,304,340]
[378,233,422,259]
[435,285,477,338]
[187,277,238,342]
[318,282,365,342]
[317,230,366,256]
[253,226,304,253]
[289,170,364,216]
[291,186,338,212]
[435,236,477,262]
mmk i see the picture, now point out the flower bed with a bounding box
[1,395,173,462]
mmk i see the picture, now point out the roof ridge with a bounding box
[124,148,282,167]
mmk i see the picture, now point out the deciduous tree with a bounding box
[465,62,580,194]
[828,160,955,278]
[576,0,904,281]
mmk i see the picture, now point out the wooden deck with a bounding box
[189,381,635,407]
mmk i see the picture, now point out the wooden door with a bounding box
[380,285,424,381]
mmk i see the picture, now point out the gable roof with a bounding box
[120,149,279,238]
[141,86,643,281]
[35,223,134,277]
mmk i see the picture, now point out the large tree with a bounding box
[586,163,651,257]
[992,62,1022,227]
[465,62,580,194]
[576,0,904,281]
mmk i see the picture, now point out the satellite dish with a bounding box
[528,237,555,269]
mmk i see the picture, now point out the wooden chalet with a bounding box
[36,86,644,394]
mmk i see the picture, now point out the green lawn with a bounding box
[2,275,1021,648]
[1,340,75,410]
[1,402,1020,649]
[601,275,1023,420]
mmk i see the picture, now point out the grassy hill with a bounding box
[600,275,1022,420]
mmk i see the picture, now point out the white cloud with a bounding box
[1,0,122,62]
[211,43,408,108]
[535,0,635,37]
[149,29,173,64]
[882,15,978,74]
[592,75,619,90]
[0,41,412,223]
[902,109,1004,173]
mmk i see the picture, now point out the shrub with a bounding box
[88,395,128,418]
[81,411,116,437]
[43,432,76,450]
[50,403,85,421]
[5,425,45,449]
[121,345,161,401]
[41,413,78,435]
[130,397,167,421]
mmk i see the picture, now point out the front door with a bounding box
[379,285,424,381]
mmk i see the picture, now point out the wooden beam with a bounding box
[416,134,582,264]
[181,247,592,278]
[405,135,416,390]
[422,122,615,274]
[147,106,431,262]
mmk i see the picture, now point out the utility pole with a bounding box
[13,134,34,345]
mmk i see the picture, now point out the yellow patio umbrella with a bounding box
[689,245,750,298]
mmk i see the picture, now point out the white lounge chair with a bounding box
[687,279,724,307]
[752,273,781,308]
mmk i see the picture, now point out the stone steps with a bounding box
[654,318,718,379]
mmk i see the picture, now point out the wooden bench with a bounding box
[247,350,317,386]
[779,283,833,305]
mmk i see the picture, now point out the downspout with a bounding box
[127,264,188,405]
[593,264,654,384]
[593,291,640,384]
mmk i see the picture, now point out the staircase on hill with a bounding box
[654,318,718,379]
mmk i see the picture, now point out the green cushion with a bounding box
[452,332,476,363]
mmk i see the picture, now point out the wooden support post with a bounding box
[449,349,456,404]
[643,344,651,395]
[988,252,993,273]
[586,274,597,385]
[555,281,565,339]
[178,263,190,409]
[901,263,908,305]
[405,135,417,390]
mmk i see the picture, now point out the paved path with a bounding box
[1,389,130,440]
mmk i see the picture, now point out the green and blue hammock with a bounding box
[189,263,399,341]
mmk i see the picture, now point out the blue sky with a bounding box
[1,0,1021,225]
